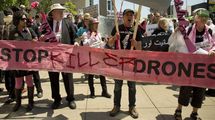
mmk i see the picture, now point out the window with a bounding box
[90,0,94,6]
[107,0,113,11]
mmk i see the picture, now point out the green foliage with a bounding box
[64,2,77,15]
[16,0,29,7]
[0,0,17,11]
[39,0,53,14]
[209,5,215,12]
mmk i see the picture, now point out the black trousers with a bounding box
[178,86,206,108]
[88,74,107,94]
[4,70,15,98]
[48,72,74,102]
[33,71,43,93]
[114,80,136,107]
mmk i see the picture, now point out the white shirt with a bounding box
[53,20,62,41]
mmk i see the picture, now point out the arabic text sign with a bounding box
[0,40,215,88]
[142,34,170,51]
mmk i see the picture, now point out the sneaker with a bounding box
[109,106,120,117]
[190,112,202,120]
[129,106,138,119]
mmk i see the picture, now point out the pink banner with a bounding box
[0,40,215,88]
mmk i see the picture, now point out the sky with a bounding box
[94,0,207,18]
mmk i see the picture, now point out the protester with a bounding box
[168,9,215,120]
[67,13,78,32]
[27,14,43,99]
[205,13,215,97]
[2,8,16,104]
[152,18,172,35]
[47,3,77,109]
[82,18,111,99]
[74,14,83,29]
[76,13,90,37]
[147,13,154,24]
[153,12,161,24]
[10,10,37,111]
[75,13,91,80]
[107,9,142,119]
[138,19,147,37]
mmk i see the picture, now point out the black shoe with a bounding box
[129,106,138,119]
[0,88,3,92]
[13,103,21,112]
[190,112,202,120]
[109,106,120,117]
[101,91,111,98]
[174,109,182,120]
[51,101,61,109]
[68,101,76,109]
[205,89,215,97]
[90,93,96,99]
[5,97,15,104]
[26,103,33,112]
[37,92,43,98]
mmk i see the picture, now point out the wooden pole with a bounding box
[112,0,119,33]
[112,0,121,49]
[131,5,142,50]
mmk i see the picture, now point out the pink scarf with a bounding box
[188,24,214,52]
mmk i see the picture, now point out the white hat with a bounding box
[20,5,26,9]
[193,8,207,14]
[49,3,66,14]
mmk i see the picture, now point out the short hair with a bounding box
[158,18,169,30]
[158,18,169,27]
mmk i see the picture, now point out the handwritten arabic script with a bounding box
[142,34,170,51]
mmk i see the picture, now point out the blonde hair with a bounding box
[158,18,169,31]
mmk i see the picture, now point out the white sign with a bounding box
[146,21,174,36]
[146,24,158,36]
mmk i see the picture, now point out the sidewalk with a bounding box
[0,71,214,120]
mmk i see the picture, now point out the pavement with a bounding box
[0,71,215,120]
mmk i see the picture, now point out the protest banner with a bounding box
[0,40,215,89]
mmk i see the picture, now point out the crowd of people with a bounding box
[0,3,215,120]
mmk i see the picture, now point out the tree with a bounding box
[64,2,77,15]
[39,0,53,14]
[15,0,29,7]
[0,0,17,11]
[209,5,215,13]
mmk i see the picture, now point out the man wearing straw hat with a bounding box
[107,9,142,119]
[47,3,77,110]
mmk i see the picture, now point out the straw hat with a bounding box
[49,3,66,14]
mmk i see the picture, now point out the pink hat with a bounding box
[92,18,99,24]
